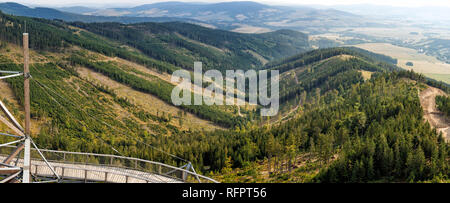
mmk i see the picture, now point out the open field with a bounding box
[332,27,428,42]
[423,73,450,84]
[353,43,450,84]
[231,24,272,34]
[333,25,450,40]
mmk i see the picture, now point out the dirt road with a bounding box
[419,86,450,142]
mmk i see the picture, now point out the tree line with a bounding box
[436,95,450,116]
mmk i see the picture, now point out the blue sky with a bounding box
[2,0,450,8]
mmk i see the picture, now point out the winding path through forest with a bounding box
[419,86,450,142]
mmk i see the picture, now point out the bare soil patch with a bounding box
[419,86,450,141]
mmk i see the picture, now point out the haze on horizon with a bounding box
[2,0,450,8]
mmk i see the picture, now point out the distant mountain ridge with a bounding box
[55,6,98,14]
[72,1,368,32]
[0,2,203,24]
[0,1,378,33]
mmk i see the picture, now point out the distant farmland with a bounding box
[353,43,450,84]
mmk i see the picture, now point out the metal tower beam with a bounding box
[0,100,25,133]
[2,143,24,165]
[0,115,25,137]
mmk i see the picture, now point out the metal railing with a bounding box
[0,145,218,183]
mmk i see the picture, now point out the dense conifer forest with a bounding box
[70,21,310,72]
[436,96,450,116]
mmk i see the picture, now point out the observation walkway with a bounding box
[0,146,218,183]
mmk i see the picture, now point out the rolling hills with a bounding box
[206,50,449,182]
[0,11,313,167]
[70,21,310,71]
[0,11,449,183]
[0,2,201,24]
[0,10,310,127]
[0,11,254,163]
[0,2,382,33]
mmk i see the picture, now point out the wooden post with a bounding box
[23,33,31,183]
[24,33,30,137]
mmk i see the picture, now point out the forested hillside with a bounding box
[70,22,310,71]
[264,47,398,74]
[0,11,448,183]
[0,11,261,128]
[68,53,244,127]
[134,69,449,183]
[0,11,178,73]
[0,11,253,167]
